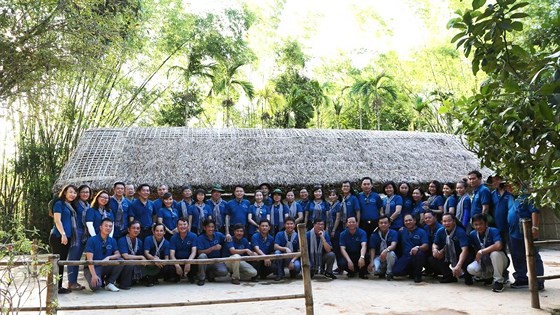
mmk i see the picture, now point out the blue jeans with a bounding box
[509,236,544,284]
[393,251,426,279]
[275,250,301,277]
[67,231,84,285]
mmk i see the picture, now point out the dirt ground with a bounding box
[14,249,560,315]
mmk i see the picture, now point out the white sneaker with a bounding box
[105,283,120,292]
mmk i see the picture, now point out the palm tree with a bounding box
[210,60,255,127]
[350,72,397,130]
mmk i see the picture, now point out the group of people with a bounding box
[49,170,545,295]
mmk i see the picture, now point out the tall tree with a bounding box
[350,72,398,130]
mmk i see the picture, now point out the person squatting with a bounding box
[49,171,545,294]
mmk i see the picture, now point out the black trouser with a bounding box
[253,260,278,279]
[49,233,70,289]
[428,255,472,280]
[139,227,152,241]
[338,251,369,277]
[359,219,378,240]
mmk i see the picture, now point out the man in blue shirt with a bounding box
[130,184,155,240]
[368,215,398,280]
[306,218,337,279]
[117,220,145,287]
[225,185,250,241]
[196,219,228,285]
[170,218,198,283]
[152,184,178,212]
[468,170,492,217]
[251,219,277,280]
[430,213,472,284]
[84,218,132,292]
[274,217,301,280]
[206,184,227,233]
[143,223,174,286]
[393,214,429,283]
[224,224,258,284]
[467,214,509,292]
[109,181,131,240]
[339,216,368,279]
[508,193,545,290]
[358,177,383,239]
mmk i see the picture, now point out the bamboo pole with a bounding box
[31,239,38,277]
[522,219,540,309]
[297,223,314,315]
[46,254,59,315]
[537,274,560,281]
[533,240,560,245]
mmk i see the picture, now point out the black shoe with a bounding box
[120,286,131,290]
[208,277,216,283]
[386,273,393,281]
[377,273,386,279]
[153,279,159,285]
[414,276,422,283]
[492,281,504,292]
[439,277,458,283]
[58,288,72,294]
[483,278,493,285]
[510,280,528,288]
[538,283,545,291]
[197,279,205,286]
[250,276,259,282]
[359,274,368,279]
[275,274,284,281]
[347,272,356,278]
[464,274,473,286]
[145,282,154,287]
[188,277,195,284]
[323,272,337,280]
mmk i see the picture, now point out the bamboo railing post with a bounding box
[522,219,540,309]
[297,223,314,315]
[31,239,38,277]
[46,254,59,315]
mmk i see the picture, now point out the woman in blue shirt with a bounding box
[248,190,270,235]
[86,190,115,238]
[411,188,427,226]
[49,184,78,294]
[189,189,211,235]
[305,186,329,230]
[443,182,457,215]
[398,182,413,218]
[424,180,444,219]
[382,181,404,230]
[157,192,179,239]
[455,180,472,231]
[67,184,92,290]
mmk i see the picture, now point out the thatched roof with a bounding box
[54,128,490,191]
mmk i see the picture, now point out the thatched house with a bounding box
[54,127,490,192]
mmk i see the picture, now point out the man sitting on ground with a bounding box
[368,215,398,280]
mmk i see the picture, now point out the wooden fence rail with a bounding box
[3,224,315,315]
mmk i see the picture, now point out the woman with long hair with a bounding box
[424,180,444,218]
[189,189,211,235]
[455,179,472,231]
[50,184,79,294]
[157,192,179,239]
[86,190,114,238]
[398,182,413,218]
[305,186,329,230]
[443,182,457,215]
[411,187,427,225]
[66,184,91,290]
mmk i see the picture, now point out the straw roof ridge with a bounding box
[54,127,491,191]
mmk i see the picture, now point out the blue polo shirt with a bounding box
[443,195,457,213]
[305,230,333,249]
[130,199,155,229]
[226,199,250,226]
[428,195,444,211]
[508,194,539,239]
[382,195,403,229]
[189,203,212,231]
[423,222,443,246]
[306,200,329,223]
[269,203,289,228]
[411,201,424,219]
[51,200,73,237]
[75,201,89,235]
[469,227,502,250]
[251,232,274,255]
[206,199,228,228]
[248,204,269,234]
[456,195,472,228]
[85,235,118,260]
[117,236,143,256]
[298,199,310,213]
[177,199,193,218]
[143,236,170,258]
[169,232,198,259]
[286,202,303,219]
[274,231,300,252]
[86,207,115,236]
[369,229,398,253]
[434,226,469,254]
[401,196,413,217]
[471,185,492,216]
[158,207,179,231]
[108,197,130,237]
[399,227,428,256]
[339,228,367,253]
[196,232,225,258]
[224,237,252,257]
[152,199,178,214]
[492,190,514,232]
[358,192,382,221]
[341,194,361,219]
[328,201,341,229]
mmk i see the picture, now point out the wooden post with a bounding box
[297,223,314,315]
[31,239,38,277]
[46,254,59,315]
[522,219,540,309]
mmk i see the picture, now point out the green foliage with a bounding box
[449,0,560,211]
[350,72,398,130]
